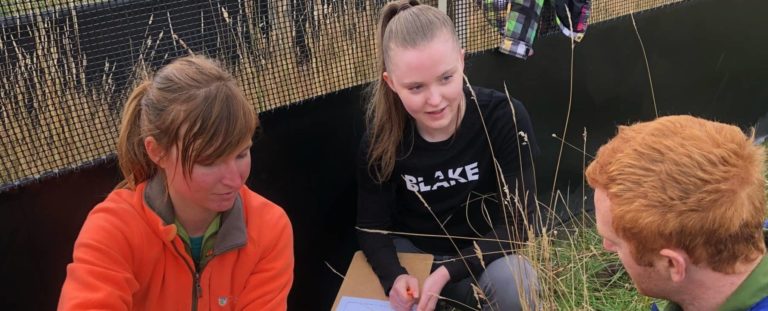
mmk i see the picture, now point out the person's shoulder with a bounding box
[749,295,768,311]
[90,187,144,221]
[76,186,153,249]
[467,86,527,122]
[240,187,290,225]
[468,86,523,110]
[240,187,293,252]
[358,131,373,160]
[469,86,503,105]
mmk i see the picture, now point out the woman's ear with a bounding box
[144,136,166,168]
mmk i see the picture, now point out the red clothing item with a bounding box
[58,181,293,310]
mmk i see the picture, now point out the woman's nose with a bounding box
[220,160,242,187]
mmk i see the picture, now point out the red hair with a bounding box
[586,115,766,273]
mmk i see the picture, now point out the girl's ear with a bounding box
[144,136,166,168]
[383,71,396,91]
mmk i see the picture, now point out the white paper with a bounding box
[336,296,416,311]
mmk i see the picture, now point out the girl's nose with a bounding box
[426,88,441,106]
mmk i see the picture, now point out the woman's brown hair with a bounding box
[117,55,258,189]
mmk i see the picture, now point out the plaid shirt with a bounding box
[477,0,590,59]
[553,0,591,42]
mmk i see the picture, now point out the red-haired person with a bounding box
[586,115,768,311]
[59,56,293,310]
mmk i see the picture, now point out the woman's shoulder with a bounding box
[239,187,293,251]
[75,186,158,251]
[466,86,528,121]
[240,187,290,225]
[90,187,146,222]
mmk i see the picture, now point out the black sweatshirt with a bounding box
[357,86,540,293]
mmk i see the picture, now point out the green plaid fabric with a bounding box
[553,0,591,42]
[478,0,590,59]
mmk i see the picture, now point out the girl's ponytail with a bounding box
[366,0,421,183]
[377,0,420,61]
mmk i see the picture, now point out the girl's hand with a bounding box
[417,266,451,311]
[389,274,420,311]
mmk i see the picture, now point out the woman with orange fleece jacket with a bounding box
[58,56,293,310]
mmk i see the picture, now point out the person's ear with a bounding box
[659,248,688,283]
[144,136,167,168]
[456,48,466,81]
[383,71,395,91]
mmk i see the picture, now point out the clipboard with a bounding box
[331,251,434,310]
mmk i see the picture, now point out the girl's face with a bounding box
[161,141,252,215]
[383,33,465,142]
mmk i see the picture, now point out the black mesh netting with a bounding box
[0,0,685,191]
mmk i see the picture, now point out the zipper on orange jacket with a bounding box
[195,272,202,298]
[171,238,202,311]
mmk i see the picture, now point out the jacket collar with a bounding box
[143,175,248,255]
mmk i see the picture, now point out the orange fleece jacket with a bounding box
[58,182,294,310]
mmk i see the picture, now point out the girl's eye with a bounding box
[442,75,453,82]
[408,85,422,92]
[236,151,249,159]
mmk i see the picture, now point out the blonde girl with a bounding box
[356,1,541,310]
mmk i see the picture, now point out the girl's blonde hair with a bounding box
[366,0,460,182]
[117,55,258,189]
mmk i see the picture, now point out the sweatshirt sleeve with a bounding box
[239,203,294,311]
[58,201,140,311]
[355,136,408,294]
[443,91,540,282]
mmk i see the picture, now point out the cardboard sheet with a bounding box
[331,251,433,310]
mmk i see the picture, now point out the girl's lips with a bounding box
[426,106,446,115]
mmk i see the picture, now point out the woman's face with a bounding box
[161,141,252,215]
[383,32,465,142]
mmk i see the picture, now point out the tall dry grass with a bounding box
[0,0,416,186]
[232,0,383,110]
[0,6,121,185]
[0,0,687,188]
[389,79,653,310]
[592,0,686,24]
[0,0,109,17]
[348,2,695,309]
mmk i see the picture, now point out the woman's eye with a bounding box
[408,86,421,91]
[236,151,249,159]
[442,75,453,82]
